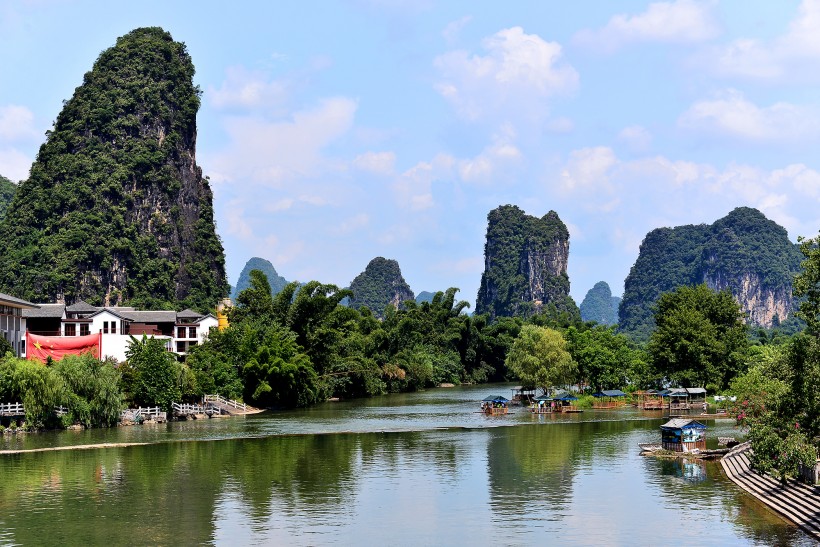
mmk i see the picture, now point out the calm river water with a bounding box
[0,385,815,546]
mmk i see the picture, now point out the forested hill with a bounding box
[232,257,289,300]
[580,281,619,325]
[348,257,414,318]
[0,27,228,311]
[619,207,803,339]
[0,175,15,222]
[475,205,578,320]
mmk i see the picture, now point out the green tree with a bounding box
[0,336,13,358]
[647,284,748,390]
[53,354,123,427]
[505,325,576,392]
[795,232,820,335]
[242,325,320,408]
[0,354,62,427]
[566,325,641,392]
[124,335,182,411]
[229,269,274,324]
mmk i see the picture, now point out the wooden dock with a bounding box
[721,442,820,539]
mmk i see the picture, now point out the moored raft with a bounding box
[481,395,509,415]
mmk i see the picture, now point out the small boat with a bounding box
[638,443,662,453]
[481,395,509,415]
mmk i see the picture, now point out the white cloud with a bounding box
[434,27,578,122]
[701,0,820,80]
[457,135,522,184]
[575,0,719,52]
[393,153,455,210]
[210,97,358,186]
[0,105,37,141]
[678,89,819,141]
[353,151,396,175]
[442,15,472,44]
[0,148,32,182]
[617,125,652,152]
[336,213,370,235]
[209,66,290,114]
[560,146,618,192]
[552,147,820,242]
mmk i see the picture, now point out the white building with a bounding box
[0,292,37,357]
[23,300,219,362]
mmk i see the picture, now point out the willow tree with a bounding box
[505,325,576,393]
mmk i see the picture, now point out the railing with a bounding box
[120,406,166,422]
[172,402,216,416]
[204,394,246,412]
[0,402,25,416]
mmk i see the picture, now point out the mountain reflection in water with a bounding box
[0,385,814,545]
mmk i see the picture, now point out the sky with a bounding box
[2,0,820,308]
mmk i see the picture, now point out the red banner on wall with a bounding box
[26,331,101,362]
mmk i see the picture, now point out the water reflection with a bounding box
[0,386,815,545]
[657,457,708,483]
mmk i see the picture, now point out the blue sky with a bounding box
[2,1,820,307]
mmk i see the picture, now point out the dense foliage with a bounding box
[476,205,577,320]
[0,175,15,222]
[0,353,122,428]
[347,257,414,319]
[648,284,748,391]
[189,271,525,407]
[620,207,802,340]
[231,257,289,300]
[0,27,227,311]
[579,281,619,325]
[505,325,575,393]
[121,335,185,412]
[565,325,644,391]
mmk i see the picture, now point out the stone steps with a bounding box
[720,442,820,539]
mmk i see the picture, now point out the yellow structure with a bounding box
[216,298,232,330]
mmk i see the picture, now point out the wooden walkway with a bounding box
[203,394,263,415]
[721,442,820,539]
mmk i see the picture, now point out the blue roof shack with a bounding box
[592,389,627,409]
[660,419,706,453]
[481,396,509,415]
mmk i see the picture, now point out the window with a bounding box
[189,326,197,339]
[80,324,90,336]
[177,327,186,339]
[111,321,117,334]
[176,341,186,353]
[103,322,109,334]
[20,340,24,355]
[65,324,76,337]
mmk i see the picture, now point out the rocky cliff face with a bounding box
[476,205,575,319]
[348,257,415,318]
[0,28,227,311]
[620,207,801,338]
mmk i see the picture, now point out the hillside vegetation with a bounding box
[0,27,227,311]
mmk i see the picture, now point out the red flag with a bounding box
[27,331,101,363]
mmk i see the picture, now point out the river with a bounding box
[0,385,814,545]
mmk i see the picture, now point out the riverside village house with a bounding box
[0,291,217,362]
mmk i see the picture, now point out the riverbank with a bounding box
[721,442,820,539]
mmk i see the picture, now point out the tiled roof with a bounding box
[22,303,65,318]
[119,310,178,323]
[65,300,99,313]
[176,308,202,320]
[0,292,39,309]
